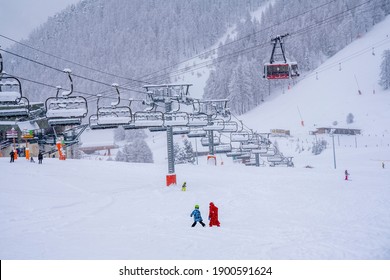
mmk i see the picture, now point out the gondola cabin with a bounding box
[263,34,300,80]
[264,62,299,80]
[264,63,290,79]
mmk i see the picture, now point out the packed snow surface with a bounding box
[1,145,390,260]
[1,8,390,261]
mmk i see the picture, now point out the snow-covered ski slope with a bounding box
[1,148,389,260]
[1,16,390,260]
[242,15,390,136]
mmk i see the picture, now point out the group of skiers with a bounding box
[190,202,220,228]
[9,150,44,164]
[182,181,220,227]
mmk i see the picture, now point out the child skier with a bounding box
[181,181,186,191]
[345,170,350,180]
[208,202,220,227]
[190,205,205,227]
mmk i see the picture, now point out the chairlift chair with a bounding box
[92,84,132,127]
[187,113,208,127]
[236,152,251,160]
[200,135,221,146]
[149,127,167,132]
[215,143,232,154]
[251,149,263,154]
[203,119,225,131]
[260,147,276,157]
[96,107,132,126]
[163,111,189,127]
[89,114,118,130]
[133,111,164,127]
[172,127,190,135]
[230,131,250,142]
[45,71,88,126]
[220,121,238,132]
[187,127,207,138]
[241,140,260,149]
[226,148,244,157]
[0,76,30,119]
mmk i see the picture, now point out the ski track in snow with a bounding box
[1,152,389,259]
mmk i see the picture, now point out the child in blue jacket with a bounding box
[190,204,205,227]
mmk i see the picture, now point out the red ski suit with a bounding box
[208,202,220,227]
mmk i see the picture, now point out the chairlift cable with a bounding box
[0,0,378,103]
[0,34,149,86]
[0,0,340,85]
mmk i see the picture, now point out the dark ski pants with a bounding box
[192,221,205,227]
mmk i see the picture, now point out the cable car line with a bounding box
[0,48,148,99]
[0,0,363,92]
[122,0,373,84]
[0,0,339,86]
[0,34,149,86]
[129,0,340,81]
[0,0,378,104]
[136,0,377,85]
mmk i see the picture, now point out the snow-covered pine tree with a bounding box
[379,49,390,90]
[114,127,126,141]
[173,142,182,163]
[183,138,195,164]
[115,139,153,163]
[114,127,153,163]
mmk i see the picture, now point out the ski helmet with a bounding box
[195,204,199,209]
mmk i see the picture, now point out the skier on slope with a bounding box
[345,170,350,180]
[9,150,15,163]
[208,202,220,227]
[38,152,43,164]
[190,204,205,227]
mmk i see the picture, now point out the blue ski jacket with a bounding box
[190,209,203,222]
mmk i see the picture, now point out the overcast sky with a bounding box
[0,0,82,49]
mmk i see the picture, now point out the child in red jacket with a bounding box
[208,202,220,227]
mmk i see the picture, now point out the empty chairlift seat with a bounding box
[96,107,132,126]
[89,114,118,130]
[187,127,207,138]
[226,149,244,157]
[133,111,164,127]
[0,77,30,118]
[203,119,225,131]
[163,112,189,127]
[230,132,250,142]
[241,140,260,149]
[220,121,238,132]
[45,96,88,126]
[215,144,232,154]
[201,136,220,146]
[187,113,208,127]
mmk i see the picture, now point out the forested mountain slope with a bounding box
[2,0,266,104]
